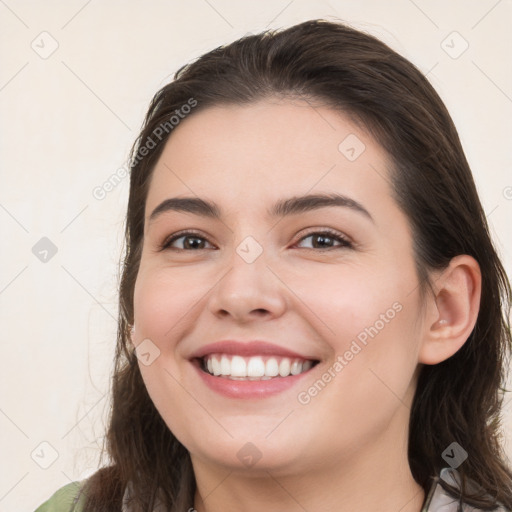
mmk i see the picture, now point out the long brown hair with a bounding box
[81,19,512,511]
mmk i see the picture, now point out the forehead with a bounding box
[144,98,395,221]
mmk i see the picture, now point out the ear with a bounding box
[418,255,482,365]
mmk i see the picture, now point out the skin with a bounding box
[131,97,481,512]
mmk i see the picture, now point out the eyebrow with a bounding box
[148,193,374,224]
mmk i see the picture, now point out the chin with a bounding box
[186,432,311,476]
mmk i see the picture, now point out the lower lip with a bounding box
[191,359,313,399]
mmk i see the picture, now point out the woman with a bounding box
[35,18,512,512]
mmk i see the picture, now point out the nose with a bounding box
[206,246,287,323]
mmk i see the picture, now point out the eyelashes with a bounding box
[159,230,212,251]
[158,228,353,252]
[295,229,353,250]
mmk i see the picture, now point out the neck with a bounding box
[191,431,425,512]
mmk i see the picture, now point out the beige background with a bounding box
[0,1,511,510]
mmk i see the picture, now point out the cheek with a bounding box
[326,296,420,418]
[295,296,420,442]
[133,267,205,348]
[287,260,404,342]
[132,269,202,445]
[298,262,421,390]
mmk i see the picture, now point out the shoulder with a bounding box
[34,480,87,512]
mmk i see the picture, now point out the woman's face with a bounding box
[133,98,428,476]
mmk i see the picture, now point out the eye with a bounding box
[159,230,214,251]
[294,229,353,250]
[158,228,353,252]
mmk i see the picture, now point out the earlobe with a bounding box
[418,255,482,365]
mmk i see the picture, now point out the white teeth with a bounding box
[265,358,279,377]
[220,355,230,376]
[247,356,265,377]
[212,357,221,376]
[202,354,316,379]
[290,361,303,375]
[231,356,246,377]
[279,358,291,377]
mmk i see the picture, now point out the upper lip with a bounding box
[189,340,319,361]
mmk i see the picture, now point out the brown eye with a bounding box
[295,230,352,250]
[159,231,214,251]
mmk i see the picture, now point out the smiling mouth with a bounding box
[196,353,320,380]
